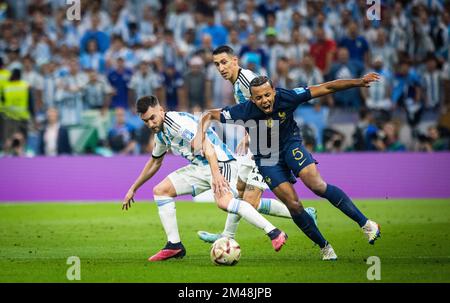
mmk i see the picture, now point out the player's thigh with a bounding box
[271,182,304,213]
[236,157,253,188]
[153,177,178,197]
[298,163,327,195]
[212,161,239,210]
[167,165,211,197]
[284,141,318,178]
[257,162,292,193]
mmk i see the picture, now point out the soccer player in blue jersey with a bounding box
[197,45,317,244]
[193,74,382,260]
[122,95,287,261]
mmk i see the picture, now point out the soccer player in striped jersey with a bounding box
[197,45,317,243]
[122,95,287,261]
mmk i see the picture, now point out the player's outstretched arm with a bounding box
[191,109,222,154]
[202,139,230,196]
[122,156,165,211]
[309,72,380,99]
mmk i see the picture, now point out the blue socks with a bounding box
[321,184,368,227]
[291,210,327,248]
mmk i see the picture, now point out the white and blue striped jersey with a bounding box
[233,68,257,104]
[152,111,235,166]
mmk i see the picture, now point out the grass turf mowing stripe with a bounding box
[0,199,449,282]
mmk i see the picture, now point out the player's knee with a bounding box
[153,183,170,197]
[307,180,327,196]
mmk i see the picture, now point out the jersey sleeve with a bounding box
[152,133,169,158]
[219,102,257,123]
[165,112,196,143]
[277,87,312,110]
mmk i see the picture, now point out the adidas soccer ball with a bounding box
[210,237,241,266]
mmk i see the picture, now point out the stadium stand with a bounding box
[0,0,449,156]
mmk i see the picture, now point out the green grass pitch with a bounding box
[0,199,449,282]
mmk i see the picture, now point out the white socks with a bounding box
[154,195,180,243]
[227,198,276,234]
[222,213,241,238]
[258,198,291,218]
[222,198,290,237]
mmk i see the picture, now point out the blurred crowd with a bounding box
[0,0,449,157]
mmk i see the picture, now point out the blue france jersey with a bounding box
[152,111,235,165]
[233,68,257,104]
[220,87,312,159]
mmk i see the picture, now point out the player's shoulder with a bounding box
[276,86,309,94]
[276,86,310,99]
[164,111,186,132]
[275,86,312,107]
[222,100,251,118]
[240,68,257,80]
[167,111,198,122]
[165,111,199,129]
[228,99,255,111]
[236,68,257,88]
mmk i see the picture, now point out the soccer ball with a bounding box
[210,237,241,266]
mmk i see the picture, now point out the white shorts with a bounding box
[236,154,268,191]
[167,161,238,197]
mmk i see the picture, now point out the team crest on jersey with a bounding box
[265,176,271,185]
[278,111,286,123]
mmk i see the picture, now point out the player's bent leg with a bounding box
[272,182,331,253]
[153,177,178,197]
[298,163,380,244]
[296,163,327,196]
[242,183,263,209]
[197,212,241,243]
[214,191,288,252]
[245,166,313,220]
[149,178,185,262]
[200,166,246,244]
[243,183,318,224]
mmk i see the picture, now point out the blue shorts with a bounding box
[257,141,317,190]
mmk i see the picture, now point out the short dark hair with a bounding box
[136,95,160,114]
[249,76,273,95]
[10,68,21,81]
[212,45,235,56]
